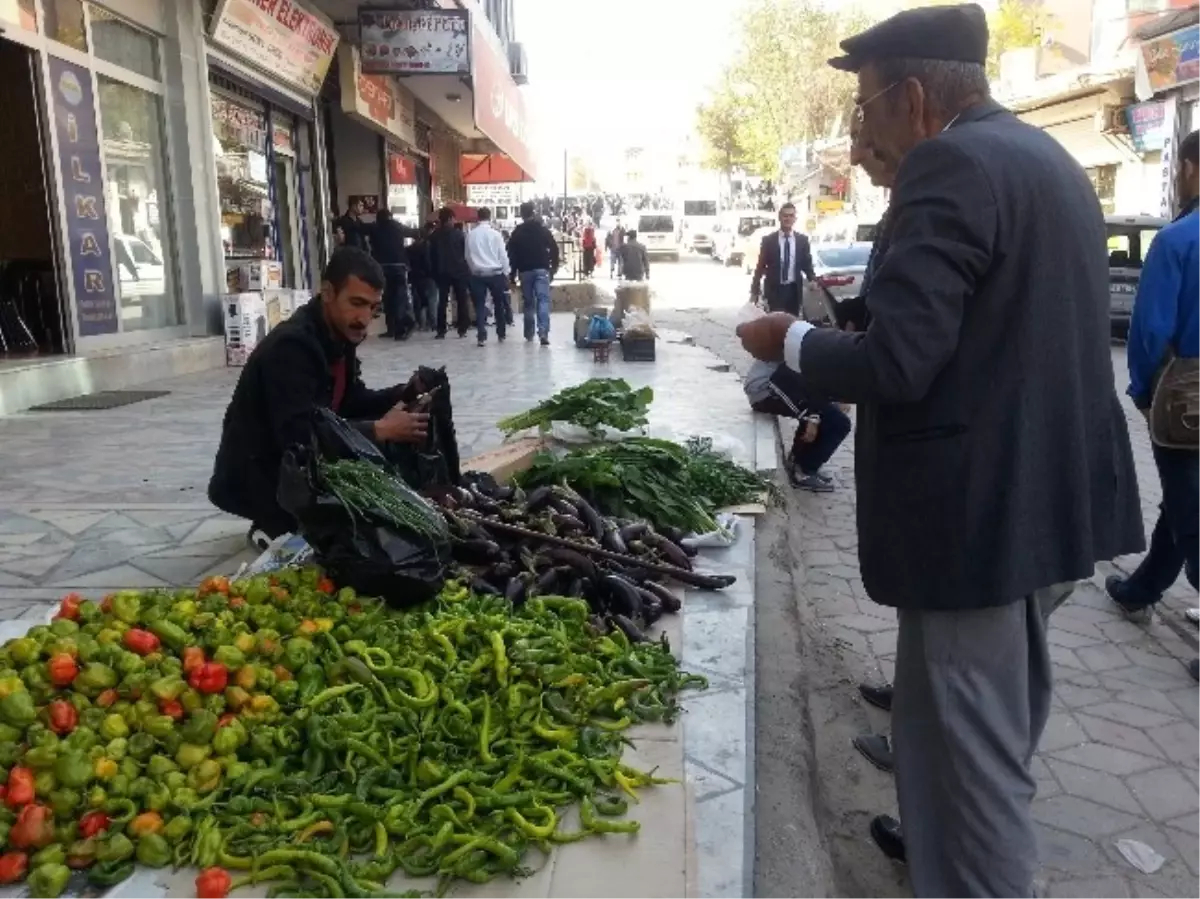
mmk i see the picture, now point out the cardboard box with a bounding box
[223,292,269,366]
[262,288,292,330]
[237,261,283,291]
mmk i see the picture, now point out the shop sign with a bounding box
[210,0,338,95]
[1141,25,1199,94]
[816,199,845,213]
[471,17,535,180]
[338,44,417,149]
[272,122,293,152]
[48,57,119,337]
[1158,95,1179,218]
[466,183,520,205]
[1125,100,1170,152]
[359,8,470,74]
[388,152,415,185]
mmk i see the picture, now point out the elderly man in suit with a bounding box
[750,202,816,315]
[737,4,1143,896]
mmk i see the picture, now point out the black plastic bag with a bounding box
[385,366,461,490]
[278,409,449,607]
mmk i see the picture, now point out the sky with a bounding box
[515,0,750,187]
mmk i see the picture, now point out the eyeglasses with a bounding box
[853,80,901,124]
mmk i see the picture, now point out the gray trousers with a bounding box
[893,582,1074,897]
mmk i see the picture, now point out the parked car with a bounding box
[801,242,873,323]
[1105,214,1165,338]
[713,211,775,267]
[636,213,680,260]
[741,225,777,274]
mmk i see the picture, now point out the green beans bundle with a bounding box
[319,458,448,542]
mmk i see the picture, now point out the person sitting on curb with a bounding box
[209,248,434,549]
[743,359,851,492]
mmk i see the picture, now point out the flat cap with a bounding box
[828,2,989,72]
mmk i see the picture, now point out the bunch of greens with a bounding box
[318,457,448,542]
[496,379,653,438]
[517,437,772,534]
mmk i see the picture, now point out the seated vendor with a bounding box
[209,247,433,547]
[743,360,851,493]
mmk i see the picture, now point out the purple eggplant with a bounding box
[639,579,683,613]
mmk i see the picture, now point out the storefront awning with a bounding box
[469,17,535,181]
[446,203,479,224]
[460,153,529,184]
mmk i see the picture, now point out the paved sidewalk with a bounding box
[659,309,1200,899]
[0,314,760,898]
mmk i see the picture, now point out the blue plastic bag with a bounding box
[586,315,615,342]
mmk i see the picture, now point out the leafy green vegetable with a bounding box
[318,457,449,542]
[517,436,773,533]
[497,378,653,438]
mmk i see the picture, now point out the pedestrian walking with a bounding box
[736,4,1143,895]
[606,224,625,278]
[506,201,559,346]
[428,207,471,339]
[465,207,511,346]
[617,231,650,282]
[1105,129,1199,682]
[371,208,420,340]
[581,221,597,277]
[334,199,370,253]
[406,221,438,331]
[750,202,816,315]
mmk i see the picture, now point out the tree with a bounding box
[695,81,748,181]
[703,0,873,176]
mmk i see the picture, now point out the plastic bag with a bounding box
[277,409,449,608]
[682,512,740,548]
[586,314,616,342]
[623,307,656,337]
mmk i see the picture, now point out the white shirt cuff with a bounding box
[783,320,814,373]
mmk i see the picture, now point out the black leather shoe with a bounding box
[870,814,906,864]
[852,733,894,773]
[859,682,894,712]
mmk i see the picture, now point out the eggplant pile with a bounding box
[432,475,709,643]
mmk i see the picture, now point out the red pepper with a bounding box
[182,647,206,676]
[5,767,36,808]
[317,576,335,594]
[228,597,246,609]
[0,852,28,885]
[78,809,111,839]
[217,713,237,728]
[199,576,231,597]
[159,698,185,720]
[54,593,82,621]
[9,804,55,850]
[122,628,161,656]
[96,689,119,709]
[100,594,113,614]
[188,662,228,695]
[47,700,78,736]
[196,866,232,899]
[47,653,79,688]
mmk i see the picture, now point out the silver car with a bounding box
[801,242,873,323]
[1105,215,1165,339]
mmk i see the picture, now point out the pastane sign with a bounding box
[1125,100,1170,152]
[210,0,338,95]
[471,16,534,180]
[359,8,470,74]
[338,44,417,150]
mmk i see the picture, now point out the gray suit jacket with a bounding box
[798,100,1143,611]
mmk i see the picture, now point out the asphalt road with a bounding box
[596,248,755,312]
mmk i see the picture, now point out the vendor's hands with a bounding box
[405,370,426,396]
[375,404,429,444]
[735,312,796,362]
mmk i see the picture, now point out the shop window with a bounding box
[44,0,87,51]
[211,93,273,262]
[89,5,159,80]
[1086,164,1118,214]
[97,75,180,331]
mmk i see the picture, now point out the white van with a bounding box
[712,211,775,266]
[635,213,679,260]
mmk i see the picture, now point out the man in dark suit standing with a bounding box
[737,5,1143,896]
[750,202,816,315]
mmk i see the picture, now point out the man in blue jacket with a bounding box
[1107,130,1199,681]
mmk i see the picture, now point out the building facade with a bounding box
[0,0,534,413]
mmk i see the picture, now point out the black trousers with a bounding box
[436,277,471,336]
[750,365,851,474]
[382,264,412,338]
[766,282,801,316]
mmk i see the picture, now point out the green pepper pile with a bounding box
[0,567,704,897]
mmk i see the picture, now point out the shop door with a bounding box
[0,38,68,357]
[274,155,302,289]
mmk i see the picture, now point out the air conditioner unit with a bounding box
[508,42,528,85]
[1096,104,1129,135]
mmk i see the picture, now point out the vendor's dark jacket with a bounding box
[208,297,412,536]
[795,100,1143,612]
[428,225,470,280]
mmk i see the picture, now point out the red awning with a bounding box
[446,203,479,224]
[460,153,531,184]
